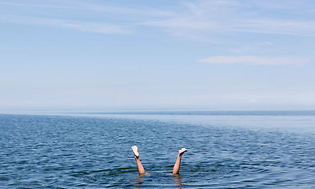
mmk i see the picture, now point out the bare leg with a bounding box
[132,146,145,175]
[172,148,188,174]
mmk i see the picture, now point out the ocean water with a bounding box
[1,111,315,188]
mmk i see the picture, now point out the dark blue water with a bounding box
[1,111,315,188]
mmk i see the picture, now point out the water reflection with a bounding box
[134,174,144,187]
[133,173,184,188]
[173,174,183,188]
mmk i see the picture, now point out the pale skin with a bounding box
[131,146,145,175]
[131,146,187,175]
[172,148,188,174]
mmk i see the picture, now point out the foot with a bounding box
[131,145,139,158]
[179,148,187,156]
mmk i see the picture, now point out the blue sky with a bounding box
[1,0,315,110]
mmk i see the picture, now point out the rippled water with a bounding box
[1,112,315,188]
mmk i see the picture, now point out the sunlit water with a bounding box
[1,111,315,188]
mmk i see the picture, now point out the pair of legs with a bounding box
[131,146,188,175]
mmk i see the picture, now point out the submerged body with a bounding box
[131,146,187,175]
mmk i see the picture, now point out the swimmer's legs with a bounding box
[132,146,145,175]
[172,148,187,174]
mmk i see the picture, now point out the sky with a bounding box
[1,0,315,111]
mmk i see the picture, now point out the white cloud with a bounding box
[0,15,130,34]
[1,1,174,17]
[249,99,258,103]
[168,30,224,43]
[143,17,315,37]
[142,18,216,29]
[83,4,174,16]
[0,2,72,9]
[230,42,273,53]
[2,0,315,38]
[198,56,310,66]
[140,0,315,37]
[233,19,315,37]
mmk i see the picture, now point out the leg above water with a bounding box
[172,148,188,174]
[132,145,145,175]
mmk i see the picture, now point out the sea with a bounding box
[1,110,315,188]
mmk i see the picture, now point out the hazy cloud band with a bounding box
[199,56,310,66]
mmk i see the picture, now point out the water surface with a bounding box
[1,111,315,188]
